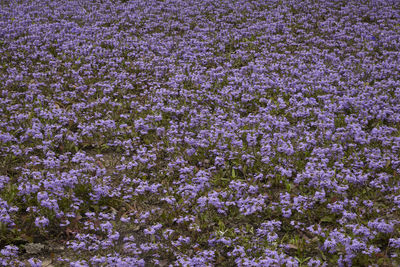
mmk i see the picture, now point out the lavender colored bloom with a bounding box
[144,223,163,235]
[389,238,400,248]
[70,260,89,267]
[35,216,49,228]
[368,219,395,234]
[27,258,42,267]
[0,245,18,257]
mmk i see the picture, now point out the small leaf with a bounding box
[131,225,141,232]
[321,215,335,223]
[218,220,225,231]
[159,259,169,267]
[232,169,236,178]
[362,188,367,194]
[320,251,327,261]
[386,159,391,168]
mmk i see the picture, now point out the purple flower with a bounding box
[0,245,18,257]
[389,238,400,248]
[368,219,395,234]
[35,216,49,228]
[144,223,163,235]
[27,258,42,267]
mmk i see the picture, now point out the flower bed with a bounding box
[1,0,400,266]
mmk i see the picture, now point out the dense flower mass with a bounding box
[1,0,400,265]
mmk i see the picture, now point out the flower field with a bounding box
[1,0,400,266]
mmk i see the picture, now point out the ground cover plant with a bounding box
[1,0,400,266]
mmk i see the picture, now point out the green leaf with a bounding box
[362,188,367,194]
[232,169,236,178]
[218,220,225,231]
[320,251,327,261]
[320,215,335,223]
